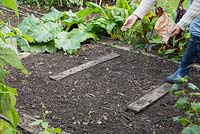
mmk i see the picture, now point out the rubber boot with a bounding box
[166,35,200,83]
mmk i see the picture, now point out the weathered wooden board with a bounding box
[19,113,69,134]
[128,83,172,113]
[18,113,41,134]
[18,52,31,59]
[50,53,120,81]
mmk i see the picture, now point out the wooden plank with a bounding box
[18,52,31,59]
[50,53,120,80]
[18,113,69,134]
[128,83,172,113]
[18,113,41,134]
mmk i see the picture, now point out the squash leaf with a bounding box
[55,29,95,54]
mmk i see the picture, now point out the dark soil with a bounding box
[0,5,49,26]
[6,43,200,134]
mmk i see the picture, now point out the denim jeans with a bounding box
[179,35,200,75]
[189,17,200,37]
[189,0,200,37]
[167,0,200,82]
[179,0,200,73]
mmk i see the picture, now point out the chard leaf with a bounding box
[76,2,103,19]
[115,0,130,12]
[106,23,116,34]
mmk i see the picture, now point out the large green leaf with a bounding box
[172,116,190,126]
[0,48,27,83]
[0,37,18,55]
[0,66,8,83]
[86,2,103,11]
[27,22,61,43]
[78,24,98,41]
[76,8,100,20]
[2,127,16,134]
[55,29,94,54]
[91,18,107,29]
[111,8,128,21]
[1,0,18,15]
[17,14,41,34]
[20,41,57,53]
[175,97,188,109]
[63,17,83,31]
[41,7,64,21]
[182,125,200,134]
[18,15,62,43]
[76,2,104,19]
[106,23,117,34]
[0,84,18,128]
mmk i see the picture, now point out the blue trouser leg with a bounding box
[179,35,200,75]
[166,8,200,83]
[166,35,200,83]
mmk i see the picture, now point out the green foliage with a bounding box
[115,0,130,12]
[41,7,64,21]
[17,7,98,54]
[88,1,131,40]
[19,0,83,8]
[55,29,94,54]
[170,81,200,134]
[18,12,62,43]
[0,48,28,83]
[156,31,190,61]
[0,0,18,15]
[87,1,156,46]
[0,1,28,134]
[76,2,104,19]
[30,103,61,134]
[182,125,200,134]
[0,84,19,134]
[31,120,61,134]
[0,22,28,83]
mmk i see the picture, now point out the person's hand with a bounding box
[121,14,138,31]
[170,24,181,37]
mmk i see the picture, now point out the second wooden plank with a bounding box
[128,83,172,113]
[50,53,120,80]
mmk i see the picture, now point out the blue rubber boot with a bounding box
[166,35,200,83]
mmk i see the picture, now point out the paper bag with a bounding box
[154,13,175,44]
